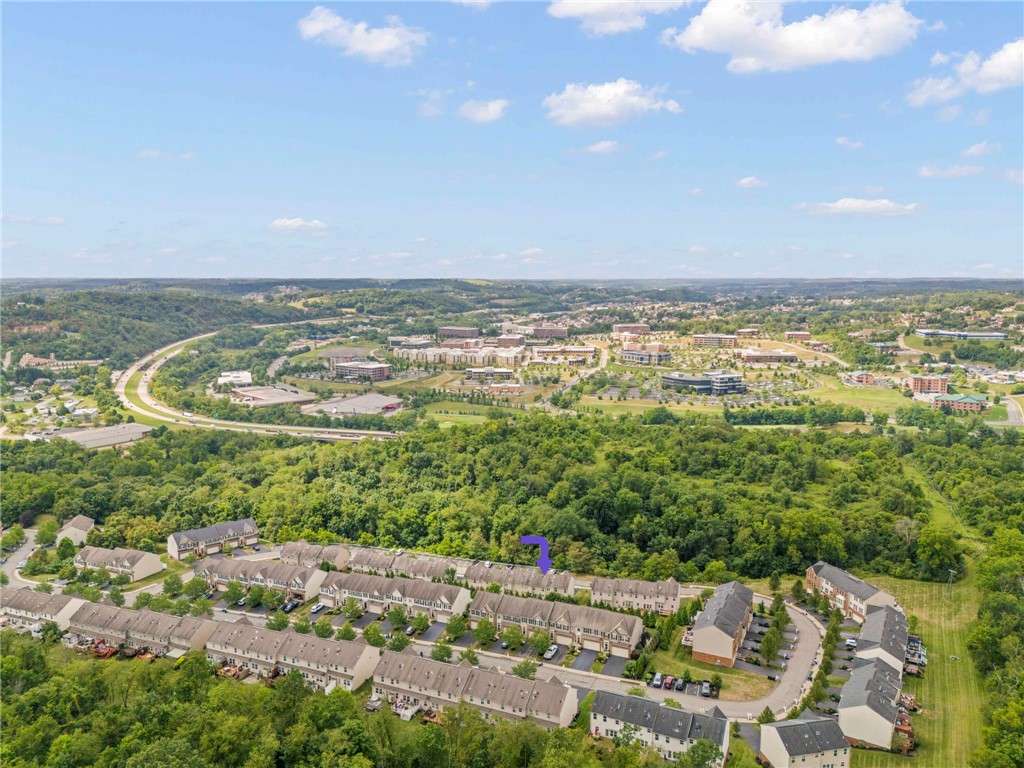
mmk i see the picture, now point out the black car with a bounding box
[674,678,685,691]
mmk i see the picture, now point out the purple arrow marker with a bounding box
[520,535,552,575]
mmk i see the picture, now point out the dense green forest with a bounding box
[2,412,992,581]
[0,291,303,368]
[3,632,725,768]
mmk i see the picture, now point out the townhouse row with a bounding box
[74,545,163,583]
[194,559,327,601]
[319,571,472,621]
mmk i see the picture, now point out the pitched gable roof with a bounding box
[763,710,848,755]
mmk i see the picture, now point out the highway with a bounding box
[113,333,397,442]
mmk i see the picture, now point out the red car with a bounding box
[662,676,676,690]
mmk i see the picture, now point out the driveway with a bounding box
[420,622,446,642]
[571,649,599,671]
[602,656,627,677]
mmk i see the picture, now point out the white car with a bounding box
[310,603,325,614]
[542,644,558,660]
[16,560,28,569]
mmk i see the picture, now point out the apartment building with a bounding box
[468,592,642,657]
[838,659,902,749]
[785,331,812,341]
[850,371,875,385]
[908,375,949,395]
[319,572,471,620]
[465,367,516,381]
[805,562,897,624]
[533,345,598,359]
[273,632,380,692]
[760,710,850,768]
[932,394,988,413]
[194,559,328,601]
[591,576,681,615]
[735,328,760,338]
[0,590,85,632]
[279,540,350,569]
[590,691,729,766]
[73,545,163,583]
[613,323,651,335]
[373,650,579,729]
[693,334,738,348]
[495,334,526,347]
[67,602,139,646]
[438,326,480,338]
[502,322,569,339]
[167,517,259,560]
[58,514,95,546]
[691,581,753,668]
[735,348,798,364]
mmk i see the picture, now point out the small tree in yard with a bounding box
[386,604,407,629]
[511,660,537,680]
[388,633,411,652]
[343,597,363,620]
[459,648,479,666]
[472,618,496,646]
[267,612,290,631]
[109,586,125,607]
[757,706,776,724]
[314,617,334,638]
[624,687,646,697]
[184,576,208,600]
[162,573,184,596]
[223,580,245,605]
[790,578,804,603]
[431,641,453,663]
[364,624,386,647]
[411,613,430,634]
[682,668,693,684]
[245,586,266,609]
[527,628,551,656]
[769,570,781,593]
[446,614,468,640]
[711,673,723,692]
[501,625,524,649]
[336,622,357,641]
[293,615,313,634]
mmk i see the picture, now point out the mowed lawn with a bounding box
[809,375,909,413]
[851,569,985,768]
[652,628,775,702]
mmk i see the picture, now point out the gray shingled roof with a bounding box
[839,659,900,722]
[169,517,257,547]
[859,605,908,662]
[762,710,848,755]
[810,561,885,602]
[591,691,728,748]
[693,581,752,637]
[63,514,95,532]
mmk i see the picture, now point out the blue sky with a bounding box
[3,1,1022,279]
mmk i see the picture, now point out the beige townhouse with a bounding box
[74,545,163,583]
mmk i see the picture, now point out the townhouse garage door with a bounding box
[582,636,602,651]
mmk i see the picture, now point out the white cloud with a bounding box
[417,89,448,117]
[543,78,681,127]
[298,7,427,67]
[452,0,491,7]
[661,0,922,74]
[413,236,430,243]
[907,37,1024,106]
[458,99,509,123]
[138,149,193,161]
[268,217,329,233]
[736,175,767,188]
[584,140,620,154]
[961,141,1000,158]
[493,252,509,261]
[520,247,543,258]
[972,109,990,125]
[1006,170,1024,185]
[2,214,65,225]
[835,136,864,149]
[800,197,918,215]
[918,164,983,179]
[930,51,949,67]
[937,104,962,122]
[690,187,702,195]
[548,0,691,36]
[976,262,995,270]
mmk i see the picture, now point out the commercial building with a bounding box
[58,514,96,546]
[305,393,403,416]
[280,540,350,569]
[468,592,642,657]
[785,331,812,341]
[0,590,85,632]
[807,340,833,352]
[73,546,163,583]
[319,571,471,620]
[533,345,598,360]
[373,650,579,729]
[231,386,316,407]
[216,370,253,387]
[319,347,371,364]
[393,346,525,368]
[690,581,753,667]
[735,348,798,364]
[693,334,738,348]
[441,337,485,349]
[438,326,480,339]
[465,367,515,381]
[495,334,526,347]
[503,322,569,339]
[908,375,949,395]
[591,577,681,615]
[620,342,671,365]
[387,336,433,349]
[167,517,259,560]
[857,606,908,675]
[850,371,875,385]
[805,562,897,624]
[914,329,1008,340]
[838,659,902,749]
[735,328,760,338]
[335,361,392,382]
[590,691,729,766]
[58,423,153,449]
[661,371,746,396]
[18,352,105,370]
[932,394,988,413]
[613,323,651,335]
[759,710,850,768]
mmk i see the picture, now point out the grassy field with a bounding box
[809,375,909,412]
[123,555,192,592]
[725,735,758,767]
[421,400,520,428]
[652,628,776,701]
[983,403,1008,421]
[577,396,721,416]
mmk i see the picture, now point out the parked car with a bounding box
[700,681,712,697]
[282,602,296,614]
[650,672,663,688]
[663,676,675,690]
[253,545,261,552]
[542,644,558,660]
[845,638,858,649]
[501,641,509,649]
[405,626,415,636]
[16,560,27,570]
[310,603,325,614]
[674,678,685,691]
[236,598,247,607]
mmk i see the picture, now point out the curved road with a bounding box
[114,333,396,442]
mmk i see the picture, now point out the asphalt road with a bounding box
[1,527,38,589]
